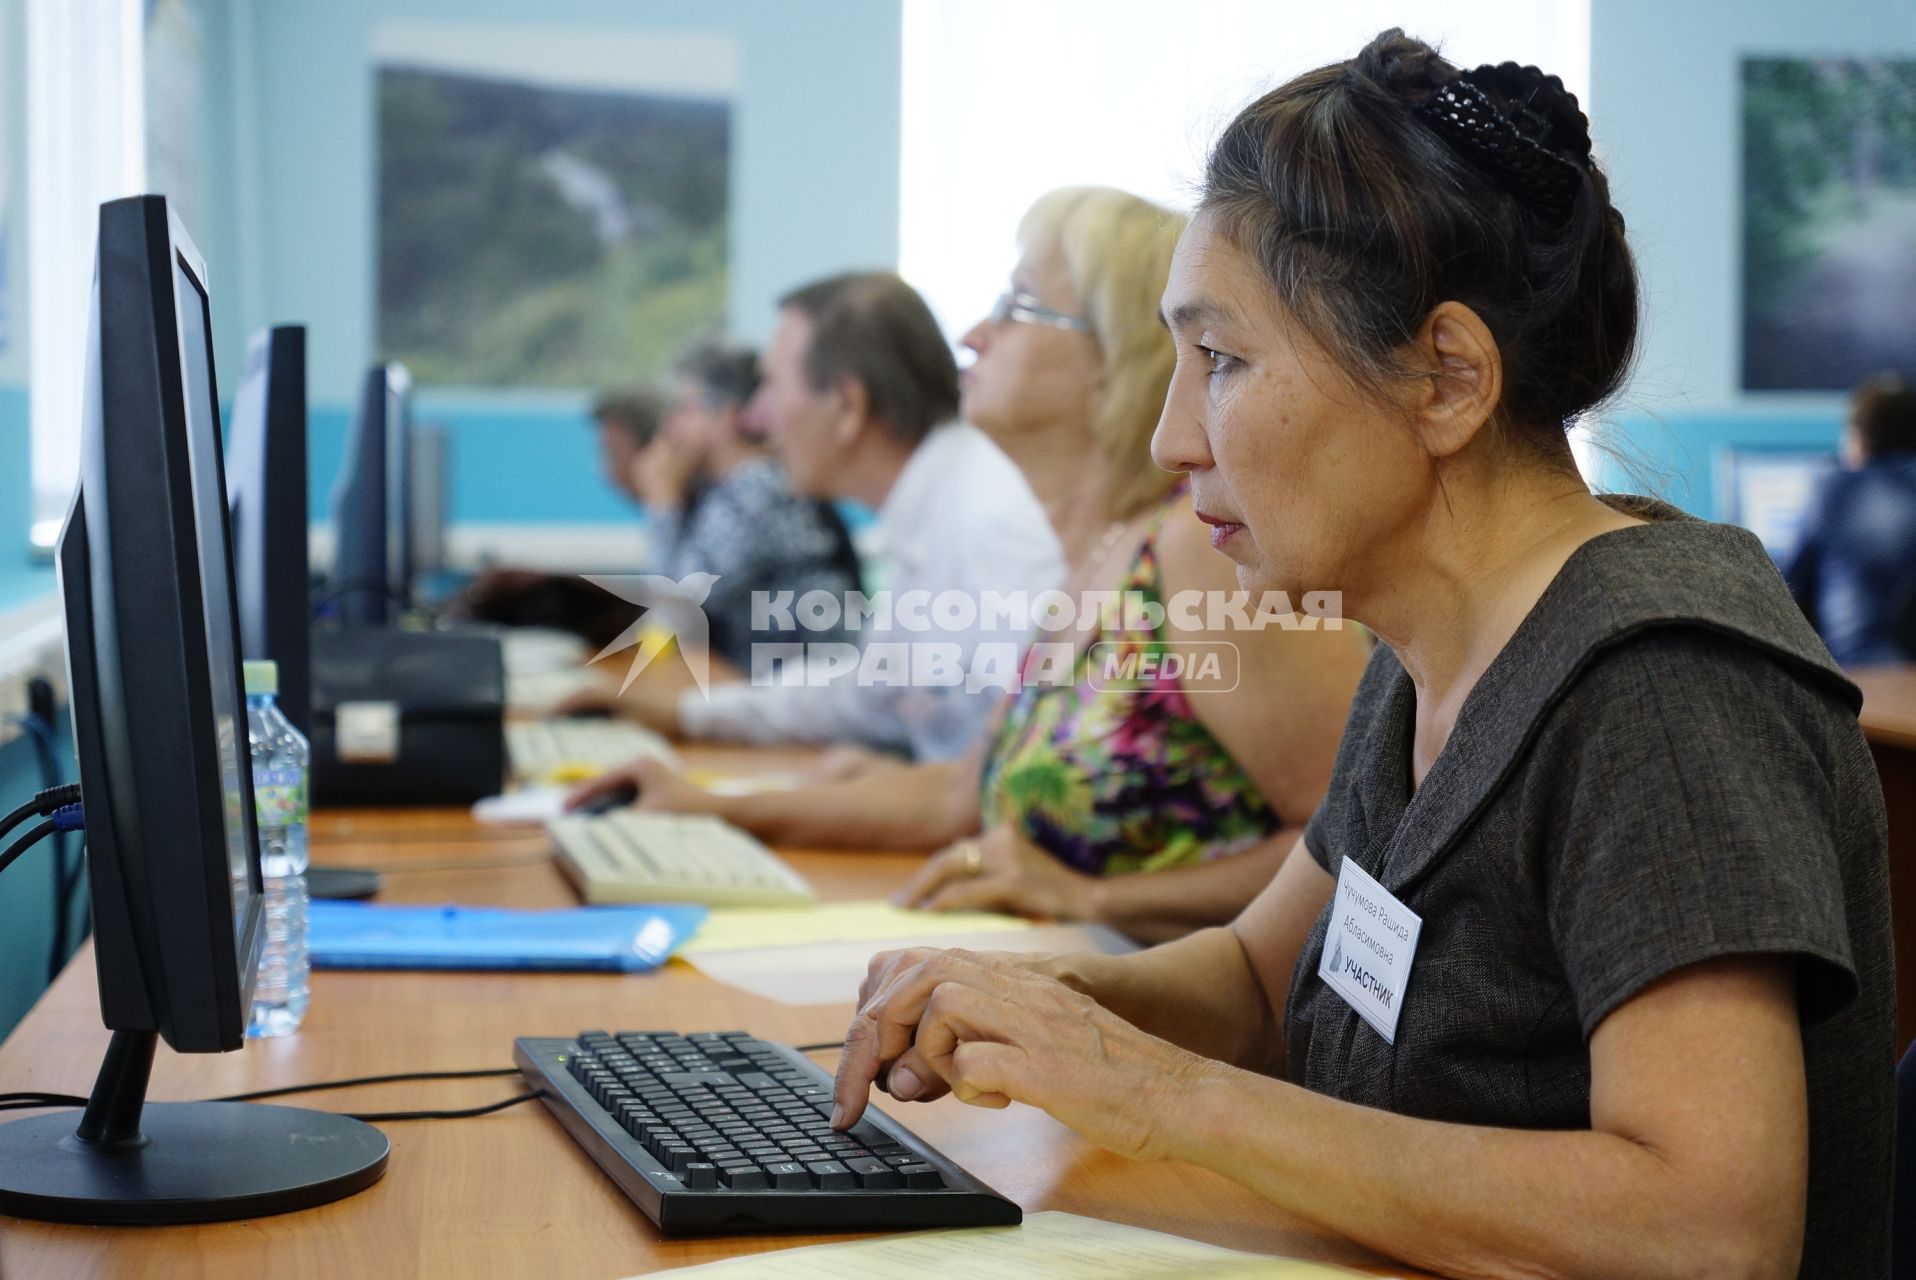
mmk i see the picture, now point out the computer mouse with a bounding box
[578,783,639,815]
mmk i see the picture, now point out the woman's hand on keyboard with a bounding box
[830,946,1206,1164]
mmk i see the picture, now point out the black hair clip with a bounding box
[1416,71,1588,216]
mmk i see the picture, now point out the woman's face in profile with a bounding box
[957,245,1101,444]
[1152,214,1427,602]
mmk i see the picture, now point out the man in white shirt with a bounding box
[643,271,1061,761]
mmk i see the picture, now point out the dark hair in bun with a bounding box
[1200,29,1638,454]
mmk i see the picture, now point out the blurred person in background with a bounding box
[468,344,863,671]
[1786,372,1916,664]
[591,271,1064,764]
[456,388,668,647]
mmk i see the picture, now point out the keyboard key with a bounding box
[719,1163,768,1190]
[660,1144,699,1172]
[806,1160,856,1191]
[896,1163,944,1189]
[684,1162,719,1189]
[764,1162,811,1190]
[736,1073,780,1092]
[846,1158,902,1189]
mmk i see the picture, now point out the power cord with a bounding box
[0,1091,88,1111]
[212,1066,521,1102]
[343,1091,546,1122]
[0,1066,542,1124]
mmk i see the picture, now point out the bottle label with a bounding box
[252,766,309,829]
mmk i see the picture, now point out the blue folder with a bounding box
[307,901,708,973]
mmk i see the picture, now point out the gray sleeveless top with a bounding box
[1288,498,1894,1278]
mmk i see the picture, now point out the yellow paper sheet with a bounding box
[633,1210,1375,1278]
[676,899,1032,956]
[681,769,804,796]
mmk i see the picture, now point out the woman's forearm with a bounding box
[715,760,978,850]
[1087,829,1298,944]
[1037,927,1281,1075]
[1171,1065,1796,1280]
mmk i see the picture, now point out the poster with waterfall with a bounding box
[374,25,734,388]
[1742,57,1916,391]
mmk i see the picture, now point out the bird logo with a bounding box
[581,572,720,696]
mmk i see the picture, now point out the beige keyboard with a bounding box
[506,719,679,782]
[546,811,816,907]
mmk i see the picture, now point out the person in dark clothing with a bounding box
[829,31,1892,1280]
[1786,373,1916,664]
[631,341,860,670]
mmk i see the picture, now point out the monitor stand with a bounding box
[0,1028,389,1224]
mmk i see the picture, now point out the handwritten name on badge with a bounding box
[1318,857,1422,1044]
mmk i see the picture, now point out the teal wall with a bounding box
[243,0,904,522]
[308,396,637,524]
[0,387,35,607]
[1589,0,1916,516]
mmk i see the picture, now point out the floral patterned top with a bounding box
[979,492,1280,876]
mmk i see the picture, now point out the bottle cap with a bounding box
[242,660,278,696]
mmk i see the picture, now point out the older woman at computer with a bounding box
[829,33,1893,1280]
[572,185,1372,945]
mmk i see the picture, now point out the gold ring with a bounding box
[954,839,983,877]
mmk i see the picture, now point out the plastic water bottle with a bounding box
[244,660,311,1038]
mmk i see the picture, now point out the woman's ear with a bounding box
[1407,301,1502,459]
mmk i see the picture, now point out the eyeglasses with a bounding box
[988,290,1091,334]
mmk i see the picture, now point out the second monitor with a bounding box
[329,361,413,626]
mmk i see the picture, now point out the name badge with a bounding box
[1318,857,1422,1044]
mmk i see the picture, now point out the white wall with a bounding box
[900,0,1590,339]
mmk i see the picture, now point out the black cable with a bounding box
[0,1091,89,1109]
[794,1041,845,1053]
[212,1066,520,1103]
[0,1079,543,1125]
[0,819,56,879]
[344,1089,547,1123]
[14,709,86,985]
[0,780,81,844]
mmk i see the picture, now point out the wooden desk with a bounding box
[1853,666,1916,1053]
[0,748,1413,1279]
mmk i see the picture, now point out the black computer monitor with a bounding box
[226,324,312,738]
[0,196,386,1224]
[329,362,412,625]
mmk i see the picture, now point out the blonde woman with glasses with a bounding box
[572,187,1370,945]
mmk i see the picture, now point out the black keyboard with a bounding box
[514,1031,1022,1233]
